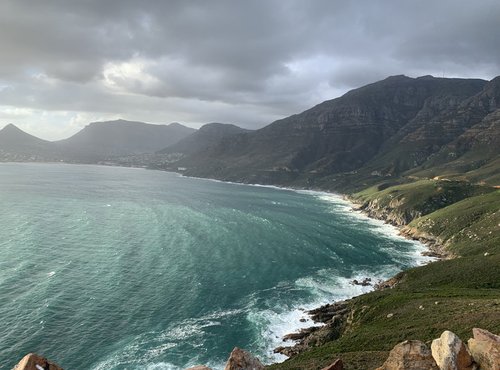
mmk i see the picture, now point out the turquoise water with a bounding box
[0,163,430,369]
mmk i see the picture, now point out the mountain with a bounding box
[0,124,55,161]
[158,123,250,156]
[172,75,499,190]
[406,77,500,184]
[55,119,196,162]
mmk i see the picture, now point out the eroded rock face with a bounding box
[12,353,63,370]
[376,340,439,370]
[468,328,500,370]
[224,348,264,370]
[185,366,212,370]
[431,330,474,370]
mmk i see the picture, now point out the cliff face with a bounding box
[175,75,496,189]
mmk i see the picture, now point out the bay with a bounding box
[0,163,430,369]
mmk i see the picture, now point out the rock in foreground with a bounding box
[431,330,474,370]
[224,347,264,370]
[467,328,500,370]
[12,353,63,370]
[376,340,439,370]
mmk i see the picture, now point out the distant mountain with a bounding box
[0,124,56,161]
[158,123,250,156]
[173,75,496,190]
[55,119,196,162]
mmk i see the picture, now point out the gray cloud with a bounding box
[0,0,499,139]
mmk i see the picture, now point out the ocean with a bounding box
[0,163,431,369]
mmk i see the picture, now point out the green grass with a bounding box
[268,182,499,370]
[409,190,500,256]
[269,255,500,370]
[350,179,493,226]
[409,152,500,186]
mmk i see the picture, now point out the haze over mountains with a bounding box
[55,120,195,162]
[1,75,499,190]
[0,120,196,163]
[0,124,54,161]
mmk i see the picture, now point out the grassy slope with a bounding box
[268,183,500,370]
[270,256,500,370]
[409,190,500,256]
[350,179,493,225]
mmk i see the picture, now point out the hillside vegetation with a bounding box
[267,180,499,370]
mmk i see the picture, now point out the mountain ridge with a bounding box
[158,122,251,157]
[0,119,197,163]
[55,119,196,161]
[169,75,497,191]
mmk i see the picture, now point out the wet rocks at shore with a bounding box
[274,300,352,357]
[351,277,372,286]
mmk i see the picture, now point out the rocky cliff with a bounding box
[172,75,498,191]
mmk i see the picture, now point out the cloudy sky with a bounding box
[1,0,499,140]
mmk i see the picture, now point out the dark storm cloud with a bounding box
[0,0,499,139]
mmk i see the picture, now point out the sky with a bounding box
[0,1,499,140]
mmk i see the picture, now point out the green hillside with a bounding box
[268,184,500,370]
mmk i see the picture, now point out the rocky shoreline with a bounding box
[6,171,480,369]
[346,194,451,259]
[270,192,450,360]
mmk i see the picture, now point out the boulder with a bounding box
[224,348,264,370]
[472,328,500,344]
[376,340,439,370]
[12,353,63,370]
[468,328,500,370]
[321,358,343,370]
[185,366,212,370]
[431,330,474,370]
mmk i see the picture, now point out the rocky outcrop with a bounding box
[185,366,212,370]
[467,328,500,370]
[374,272,405,290]
[12,353,63,370]
[399,226,451,259]
[224,347,264,370]
[353,199,422,227]
[274,300,351,357]
[321,358,343,370]
[375,340,439,370]
[431,330,474,370]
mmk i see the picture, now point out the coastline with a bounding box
[173,171,446,363]
[178,170,446,259]
[0,162,449,367]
